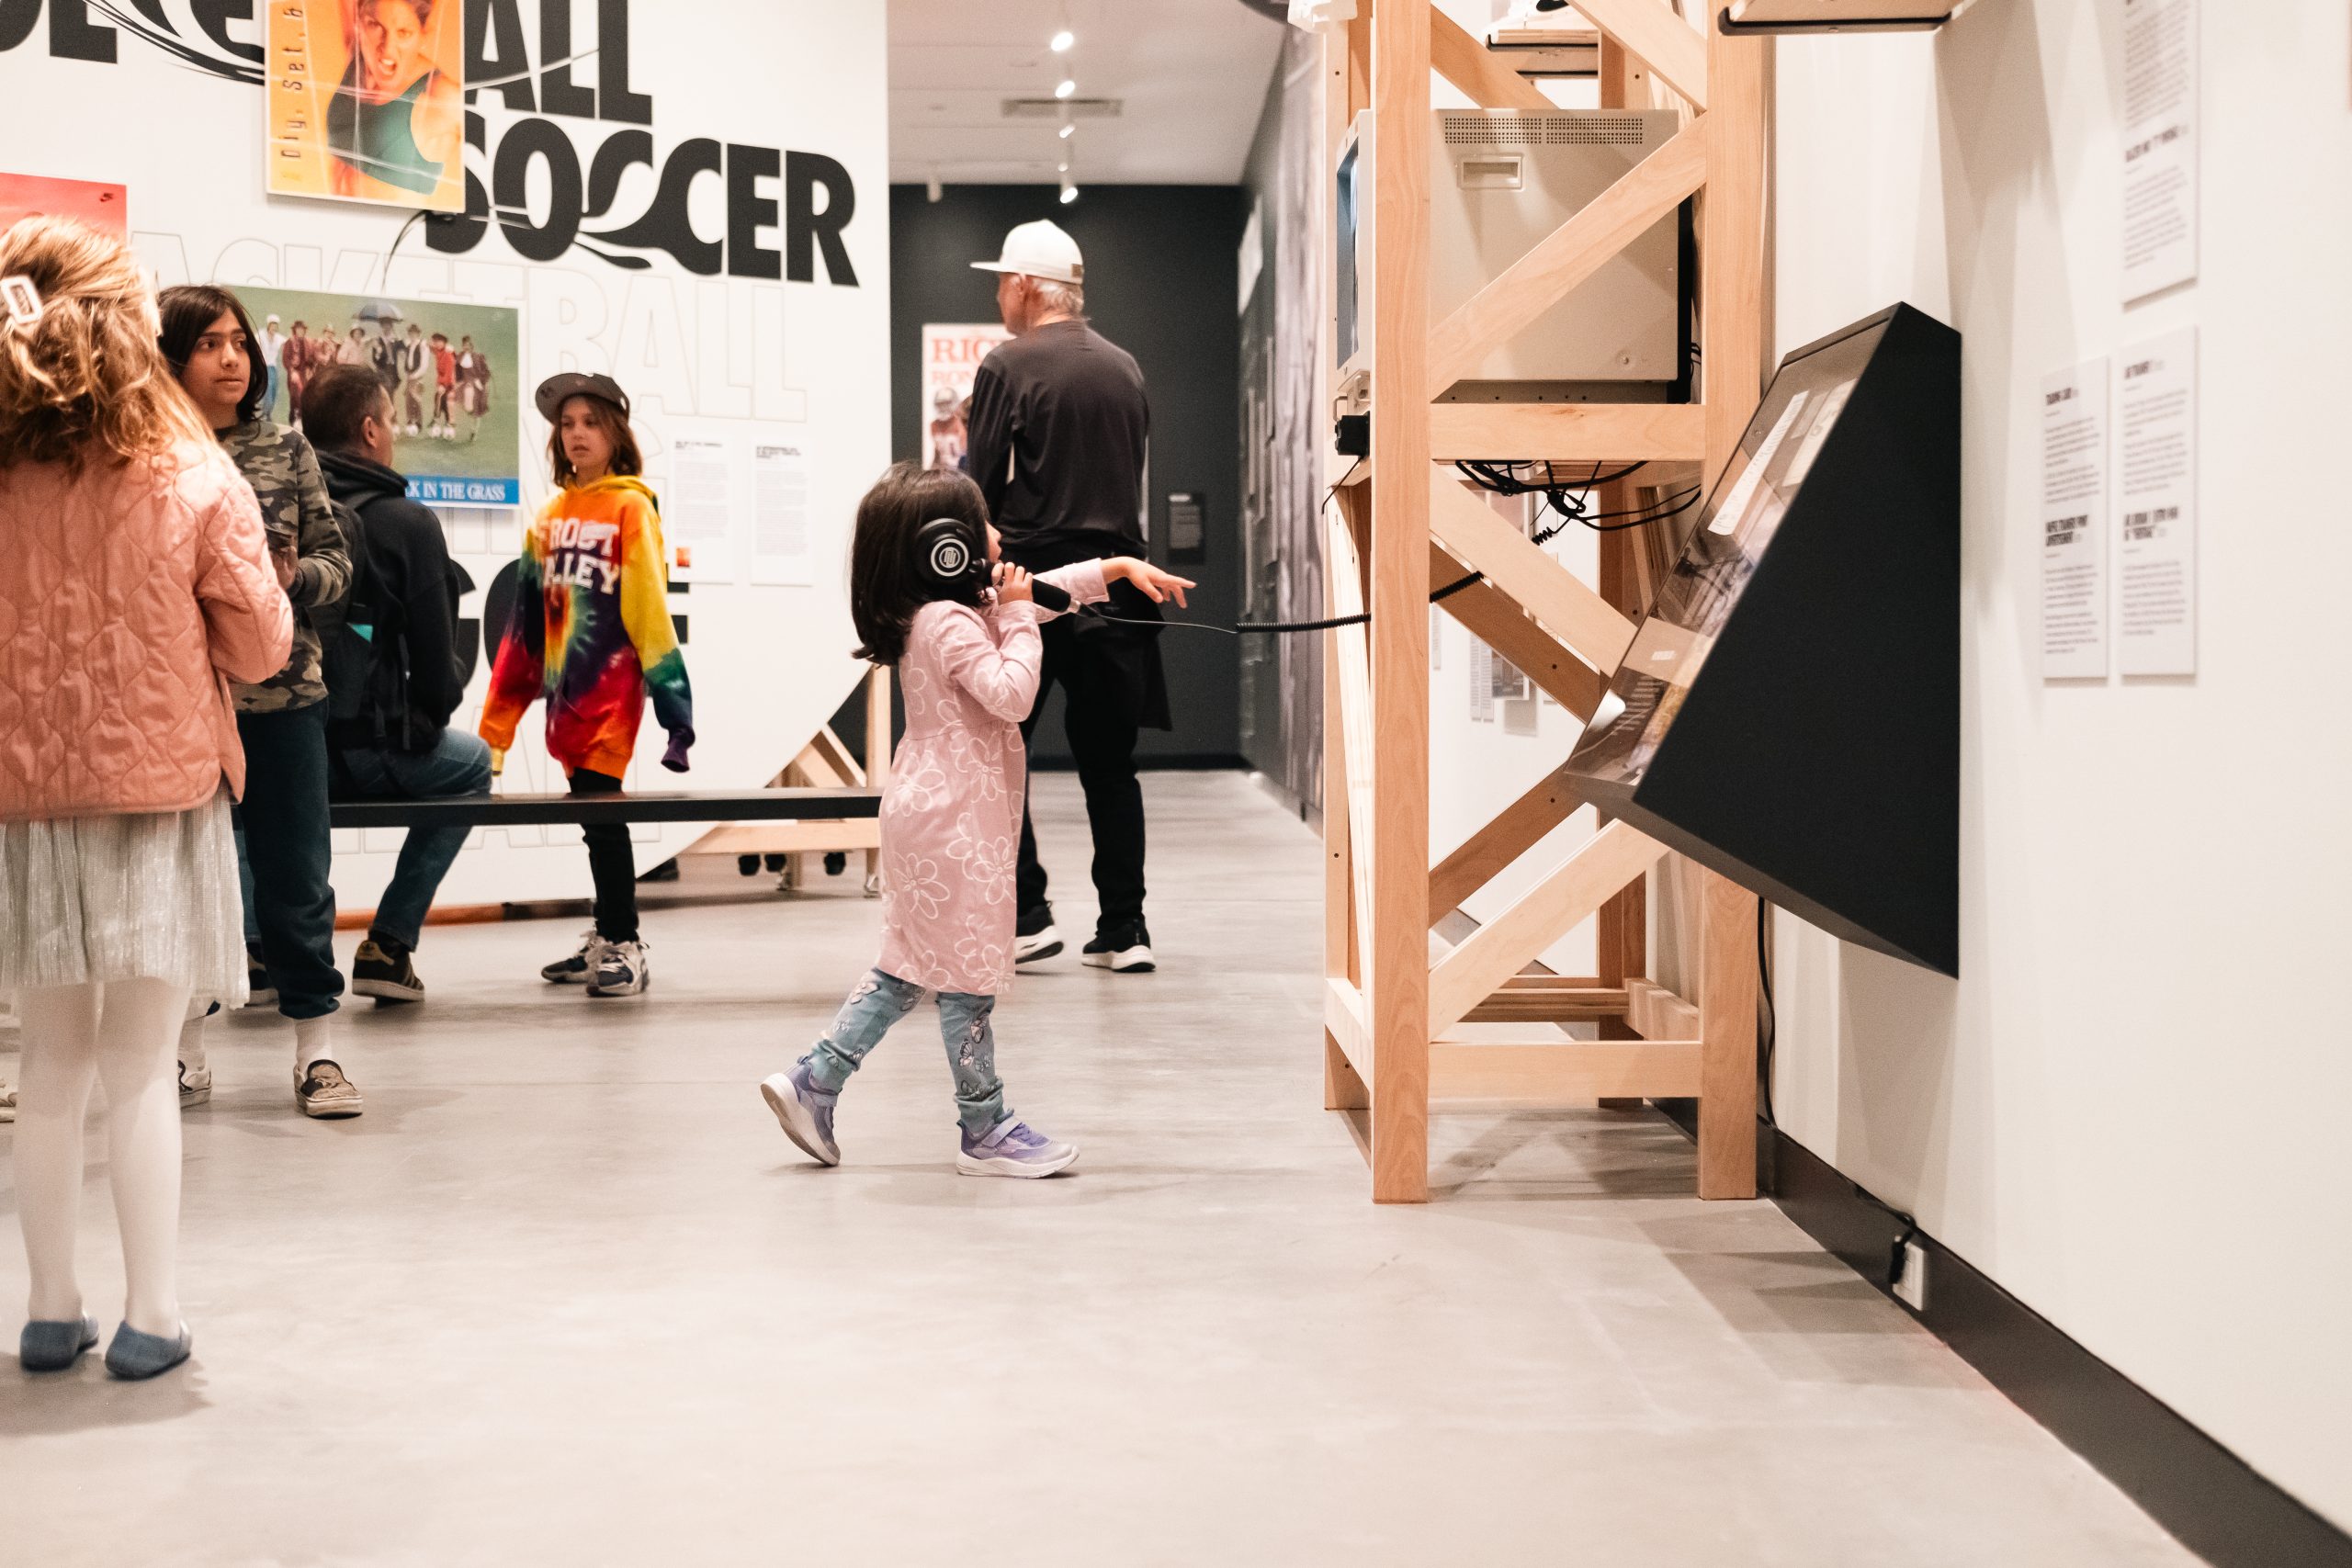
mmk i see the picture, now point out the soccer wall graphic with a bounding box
[0,1,888,908]
[239,285,522,505]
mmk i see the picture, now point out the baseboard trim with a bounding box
[1654,1104,2352,1568]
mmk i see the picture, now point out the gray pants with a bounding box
[800,969,1006,1136]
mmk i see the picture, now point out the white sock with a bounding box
[178,1010,208,1075]
[294,1015,335,1075]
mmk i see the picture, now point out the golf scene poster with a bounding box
[240,286,522,505]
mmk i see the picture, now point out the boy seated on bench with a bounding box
[302,365,493,1005]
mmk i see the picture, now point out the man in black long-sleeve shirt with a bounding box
[302,364,493,1006]
[968,220,1166,973]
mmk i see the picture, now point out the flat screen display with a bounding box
[1336,135,1363,367]
[1566,317,1884,787]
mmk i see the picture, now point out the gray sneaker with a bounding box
[296,1060,364,1119]
[541,929,604,985]
[761,1063,841,1167]
[588,939,650,998]
[956,1117,1079,1179]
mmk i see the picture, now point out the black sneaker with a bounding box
[352,936,425,1004]
[1082,922,1156,974]
[245,947,277,1010]
[1014,904,1063,965]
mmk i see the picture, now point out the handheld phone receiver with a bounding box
[1028,576,1073,614]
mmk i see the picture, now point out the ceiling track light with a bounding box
[1057,121,1075,140]
[1054,78,1077,99]
[1059,181,1079,206]
[1050,28,1075,51]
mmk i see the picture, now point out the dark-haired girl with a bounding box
[159,284,361,1121]
[760,462,1191,1178]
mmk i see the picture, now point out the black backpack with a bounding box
[320,494,413,750]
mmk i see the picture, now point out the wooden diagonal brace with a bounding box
[1574,0,1710,108]
[1430,543,1608,717]
[1426,117,1708,393]
[1428,818,1670,1035]
[1430,473,1635,675]
[1430,7,1557,113]
[1429,767,1581,924]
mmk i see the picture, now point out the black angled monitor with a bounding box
[1561,302,1961,976]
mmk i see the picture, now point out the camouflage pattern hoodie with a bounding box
[217,419,351,713]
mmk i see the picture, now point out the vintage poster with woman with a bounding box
[266,0,464,211]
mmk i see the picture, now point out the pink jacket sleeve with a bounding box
[195,475,294,686]
[933,601,1044,724]
[1035,558,1111,622]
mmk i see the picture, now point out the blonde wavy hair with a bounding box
[0,216,208,471]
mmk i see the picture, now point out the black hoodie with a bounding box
[314,447,469,749]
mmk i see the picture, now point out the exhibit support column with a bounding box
[1368,0,1433,1203]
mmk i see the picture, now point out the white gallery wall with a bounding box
[0,0,888,908]
[1770,2,2351,1530]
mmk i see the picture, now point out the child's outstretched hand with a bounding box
[1113,558,1194,609]
[992,562,1035,604]
[662,729,693,773]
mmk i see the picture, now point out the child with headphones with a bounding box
[761,462,1192,1177]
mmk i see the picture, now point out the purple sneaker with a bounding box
[956,1117,1079,1179]
[761,1064,840,1167]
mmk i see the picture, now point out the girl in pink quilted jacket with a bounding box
[759,463,1190,1178]
[0,219,292,1380]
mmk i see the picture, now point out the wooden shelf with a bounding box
[1721,0,1962,32]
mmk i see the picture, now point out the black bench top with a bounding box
[328,787,879,830]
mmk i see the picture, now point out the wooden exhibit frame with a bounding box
[1319,1,1765,1202]
[681,665,893,893]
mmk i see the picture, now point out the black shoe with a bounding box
[1015,904,1063,965]
[245,946,277,1009]
[1082,922,1155,974]
[352,936,425,1004]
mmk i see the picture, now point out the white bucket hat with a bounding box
[971,220,1084,287]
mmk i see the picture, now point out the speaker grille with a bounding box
[1442,114,1651,146]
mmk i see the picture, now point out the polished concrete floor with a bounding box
[1,773,2199,1566]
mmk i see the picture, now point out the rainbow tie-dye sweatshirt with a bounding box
[481,475,694,779]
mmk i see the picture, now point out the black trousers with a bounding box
[236,703,345,1020]
[1016,616,1147,935]
[570,768,639,943]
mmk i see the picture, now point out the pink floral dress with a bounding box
[876,560,1109,996]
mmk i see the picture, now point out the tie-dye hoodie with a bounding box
[480,475,694,778]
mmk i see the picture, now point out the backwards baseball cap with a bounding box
[535,371,631,423]
[971,220,1084,287]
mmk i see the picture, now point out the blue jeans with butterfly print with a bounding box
[802,969,1008,1136]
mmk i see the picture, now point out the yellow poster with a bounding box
[266,0,465,213]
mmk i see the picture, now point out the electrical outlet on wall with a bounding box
[1893,1239,1929,1312]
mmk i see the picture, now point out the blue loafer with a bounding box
[104,1321,193,1381]
[19,1314,100,1371]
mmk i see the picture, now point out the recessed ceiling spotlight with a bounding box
[1057,159,1070,174]
[1054,78,1076,99]
[1057,122,1075,140]
[1059,181,1079,205]
[1050,28,1074,51]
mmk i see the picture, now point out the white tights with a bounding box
[11,978,190,1337]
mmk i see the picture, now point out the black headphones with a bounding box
[914,514,989,600]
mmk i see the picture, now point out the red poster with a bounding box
[0,173,128,238]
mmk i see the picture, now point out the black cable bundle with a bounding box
[1452,459,1702,536]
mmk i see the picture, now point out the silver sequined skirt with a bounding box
[0,791,247,1003]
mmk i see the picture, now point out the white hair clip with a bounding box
[2,274,43,330]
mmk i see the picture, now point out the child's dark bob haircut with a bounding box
[851,460,989,666]
[155,284,271,427]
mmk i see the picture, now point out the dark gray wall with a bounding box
[888,184,1247,764]
[1237,32,1327,815]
